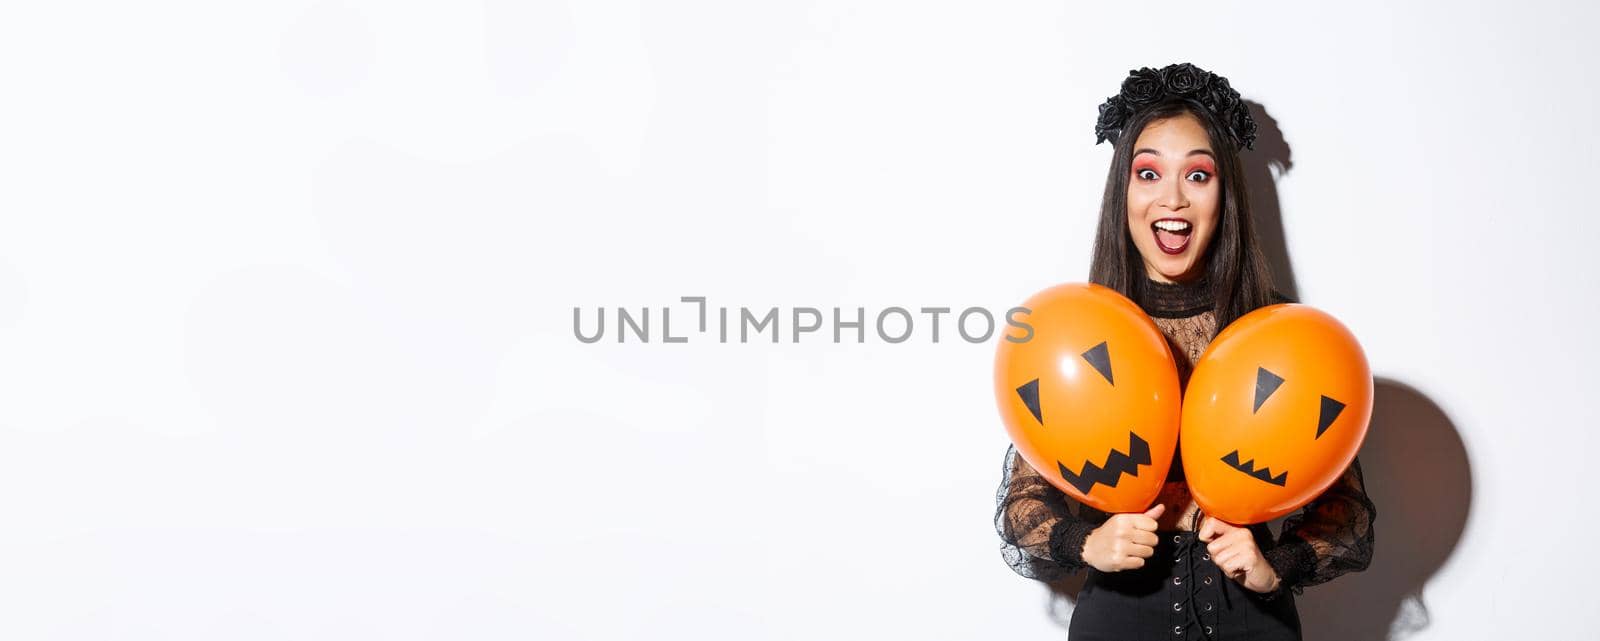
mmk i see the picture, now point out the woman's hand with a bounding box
[1082,504,1165,572]
[1197,515,1281,594]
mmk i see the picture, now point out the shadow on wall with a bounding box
[1031,102,1473,640]
[1243,101,1299,304]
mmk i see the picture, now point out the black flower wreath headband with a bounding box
[1094,63,1257,150]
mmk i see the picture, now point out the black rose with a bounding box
[1161,63,1206,96]
[1095,96,1129,144]
[1230,106,1258,150]
[1120,67,1163,105]
[1203,76,1239,113]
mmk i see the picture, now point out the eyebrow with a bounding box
[1133,148,1215,159]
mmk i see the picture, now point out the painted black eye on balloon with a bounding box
[1253,366,1282,413]
[1317,395,1345,439]
[1016,379,1042,425]
[1081,341,1114,386]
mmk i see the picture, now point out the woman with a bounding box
[993,64,1376,640]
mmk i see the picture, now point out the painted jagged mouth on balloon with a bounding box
[1056,431,1151,495]
[1220,449,1288,487]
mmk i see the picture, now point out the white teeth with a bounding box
[1153,220,1191,232]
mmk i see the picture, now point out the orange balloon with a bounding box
[994,283,1182,513]
[1180,304,1373,524]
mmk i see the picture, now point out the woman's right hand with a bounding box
[1081,504,1165,572]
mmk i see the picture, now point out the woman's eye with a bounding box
[1187,170,1211,182]
[1136,168,1159,181]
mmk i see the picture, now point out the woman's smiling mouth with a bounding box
[1152,218,1192,254]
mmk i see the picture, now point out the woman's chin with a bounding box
[1148,261,1200,284]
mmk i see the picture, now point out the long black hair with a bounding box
[1087,98,1277,330]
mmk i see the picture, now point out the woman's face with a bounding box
[1125,112,1221,284]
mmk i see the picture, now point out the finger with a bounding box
[1216,553,1241,575]
[1220,530,1256,554]
[1143,503,1166,520]
[1125,543,1155,559]
[1122,556,1146,570]
[1211,545,1237,568]
[1198,516,1236,541]
[1222,549,1248,575]
[1131,529,1158,547]
[1207,539,1229,558]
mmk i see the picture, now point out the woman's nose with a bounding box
[1159,176,1189,210]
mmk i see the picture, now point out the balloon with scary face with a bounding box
[994,283,1182,513]
[1181,304,1373,524]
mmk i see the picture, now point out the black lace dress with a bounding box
[993,277,1376,640]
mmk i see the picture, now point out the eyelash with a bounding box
[1134,168,1212,183]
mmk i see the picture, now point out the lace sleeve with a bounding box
[994,443,1099,580]
[1263,456,1377,595]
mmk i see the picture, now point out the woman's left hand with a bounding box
[1197,515,1281,594]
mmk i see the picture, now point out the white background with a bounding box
[0,1,1594,639]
